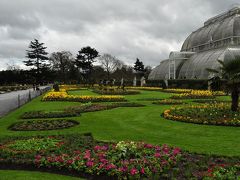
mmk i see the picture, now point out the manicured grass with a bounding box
[0,170,84,180]
[0,90,239,157]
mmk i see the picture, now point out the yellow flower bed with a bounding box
[171,90,215,99]
[162,88,225,96]
[162,88,192,93]
[43,88,125,102]
[163,103,240,126]
[126,86,162,91]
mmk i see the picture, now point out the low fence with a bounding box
[0,86,51,117]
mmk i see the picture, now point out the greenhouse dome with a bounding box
[149,6,240,80]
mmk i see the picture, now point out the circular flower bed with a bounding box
[9,119,79,131]
[153,99,185,105]
[163,103,240,126]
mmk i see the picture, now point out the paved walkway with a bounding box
[0,86,50,117]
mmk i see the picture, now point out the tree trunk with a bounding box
[231,86,239,111]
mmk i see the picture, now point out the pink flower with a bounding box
[154,153,161,158]
[118,166,127,172]
[86,161,94,167]
[84,150,91,159]
[106,164,116,170]
[173,147,181,155]
[140,167,145,174]
[130,168,138,175]
[100,158,108,164]
[94,145,101,151]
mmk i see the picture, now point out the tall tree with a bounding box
[75,46,99,83]
[206,58,240,111]
[134,58,145,75]
[50,51,74,83]
[99,54,123,80]
[24,39,48,84]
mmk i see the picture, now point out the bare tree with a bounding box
[99,54,124,80]
[49,51,74,83]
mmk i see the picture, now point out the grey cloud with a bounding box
[0,0,240,69]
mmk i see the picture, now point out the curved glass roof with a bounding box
[181,9,240,52]
[149,7,240,81]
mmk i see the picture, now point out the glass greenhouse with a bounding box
[149,6,240,80]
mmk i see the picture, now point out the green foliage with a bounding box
[5,137,61,152]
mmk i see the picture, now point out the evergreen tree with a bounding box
[24,39,48,84]
[75,46,99,83]
[133,58,145,77]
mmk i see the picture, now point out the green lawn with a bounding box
[0,170,84,180]
[0,90,239,156]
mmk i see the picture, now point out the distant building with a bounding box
[149,6,240,80]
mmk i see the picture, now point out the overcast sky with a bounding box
[0,0,239,70]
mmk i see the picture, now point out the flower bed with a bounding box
[21,111,79,119]
[92,88,140,95]
[65,102,145,114]
[163,103,240,126]
[153,99,185,105]
[137,98,163,101]
[36,141,181,179]
[9,119,79,131]
[161,89,225,96]
[126,86,163,91]
[171,90,215,99]
[202,164,240,179]
[0,135,239,179]
[192,99,230,104]
[161,88,192,94]
[42,89,126,102]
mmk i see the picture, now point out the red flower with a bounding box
[130,168,138,175]
[173,147,181,155]
[74,150,81,155]
[67,159,74,165]
[144,144,153,149]
[35,155,42,160]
